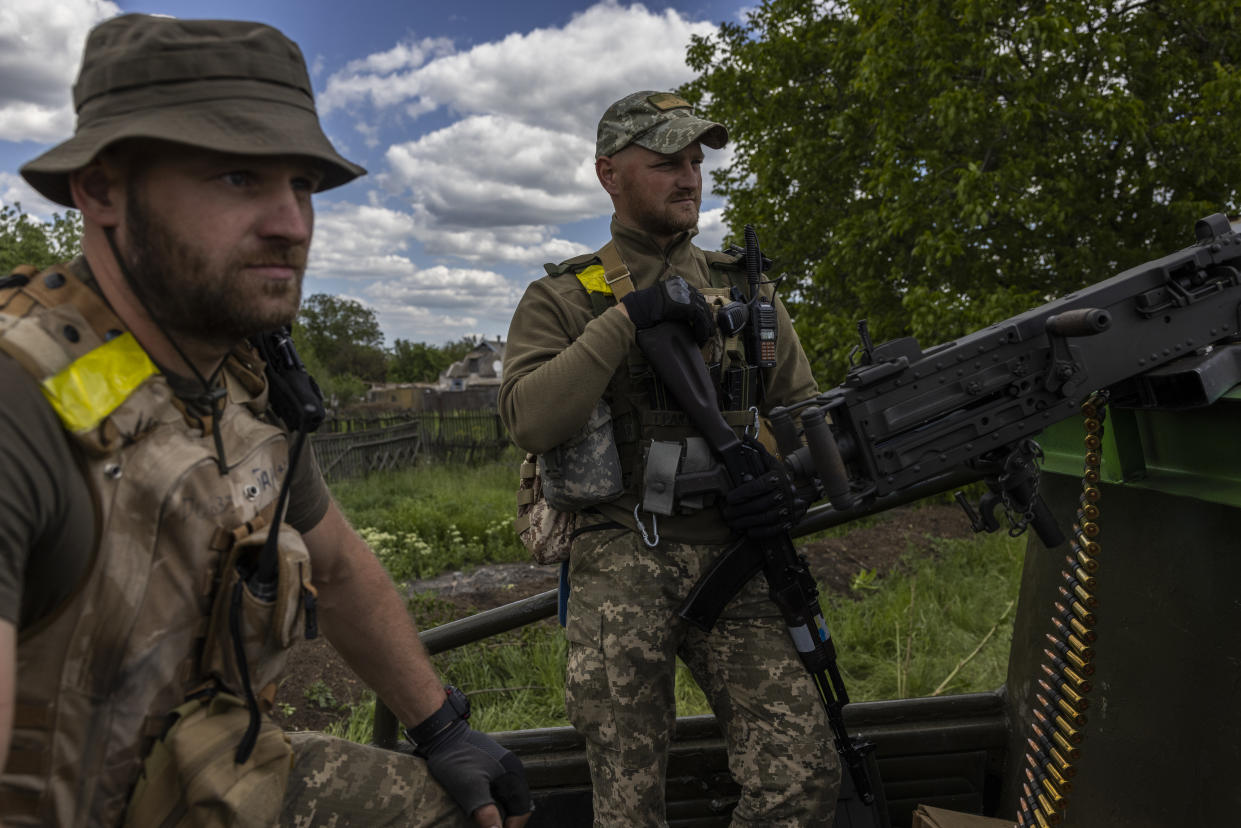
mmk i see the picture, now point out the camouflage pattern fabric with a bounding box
[595,91,728,159]
[515,452,579,565]
[281,732,474,827]
[564,529,840,827]
[540,399,623,511]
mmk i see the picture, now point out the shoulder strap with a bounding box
[561,240,638,318]
[595,241,636,301]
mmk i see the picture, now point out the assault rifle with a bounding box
[637,213,1241,823]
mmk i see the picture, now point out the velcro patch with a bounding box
[647,92,691,111]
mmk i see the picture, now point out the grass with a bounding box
[324,458,1027,739]
[331,449,528,581]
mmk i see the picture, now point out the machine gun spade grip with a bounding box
[801,405,856,511]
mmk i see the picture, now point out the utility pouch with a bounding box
[202,518,317,701]
[640,437,730,517]
[539,399,624,511]
[123,692,292,828]
[515,452,580,565]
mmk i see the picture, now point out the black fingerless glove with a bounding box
[621,276,715,344]
[409,690,533,819]
[723,440,809,539]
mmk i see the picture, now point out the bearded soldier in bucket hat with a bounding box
[0,14,531,828]
[500,91,841,826]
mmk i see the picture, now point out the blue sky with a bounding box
[0,0,748,346]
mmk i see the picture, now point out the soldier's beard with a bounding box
[631,189,701,240]
[122,191,306,349]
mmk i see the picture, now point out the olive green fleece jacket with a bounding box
[500,217,817,542]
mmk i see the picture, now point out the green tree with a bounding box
[683,0,1241,382]
[0,204,83,274]
[388,337,480,383]
[388,339,443,383]
[296,293,387,382]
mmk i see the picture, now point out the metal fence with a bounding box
[310,410,510,482]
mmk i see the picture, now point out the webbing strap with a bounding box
[596,241,636,301]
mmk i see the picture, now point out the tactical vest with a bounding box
[548,240,771,529]
[0,263,314,827]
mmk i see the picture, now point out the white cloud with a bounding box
[696,207,727,252]
[307,201,525,343]
[0,171,67,219]
[363,266,522,344]
[384,115,605,229]
[320,1,720,265]
[0,0,120,142]
[322,2,716,131]
[309,203,420,279]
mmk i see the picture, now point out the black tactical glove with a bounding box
[723,438,809,539]
[410,689,533,820]
[621,276,715,344]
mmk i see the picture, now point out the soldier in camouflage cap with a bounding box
[0,14,530,828]
[501,91,839,826]
[595,90,728,159]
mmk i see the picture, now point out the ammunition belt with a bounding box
[1017,394,1106,828]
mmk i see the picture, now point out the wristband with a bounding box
[404,685,470,747]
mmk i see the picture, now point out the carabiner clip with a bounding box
[633,504,660,548]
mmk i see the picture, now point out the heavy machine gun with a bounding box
[636,213,1241,826]
[765,211,1241,549]
[684,210,1241,634]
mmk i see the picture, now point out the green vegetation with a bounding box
[682,0,1241,382]
[0,204,82,273]
[332,455,527,581]
[324,459,1026,740]
[292,293,483,405]
[828,531,1024,700]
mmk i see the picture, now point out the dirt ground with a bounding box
[271,502,976,734]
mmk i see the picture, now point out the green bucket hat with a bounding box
[21,14,366,208]
[595,91,728,159]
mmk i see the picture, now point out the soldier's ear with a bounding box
[69,158,123,228]
[596,155,621,196]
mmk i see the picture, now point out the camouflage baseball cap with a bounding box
[21,14,365,208]
[595,91,728,159]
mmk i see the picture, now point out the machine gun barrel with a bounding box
[775,213,1241,543]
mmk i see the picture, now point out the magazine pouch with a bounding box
[539,399,623,511]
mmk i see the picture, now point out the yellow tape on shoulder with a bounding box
[575,265,612,295]
[41,332,158,433]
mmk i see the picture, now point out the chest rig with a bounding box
[0,263,316,827]
[550,238,777,526]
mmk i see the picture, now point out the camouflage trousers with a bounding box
[280,732,474,827]
[564,529,841,827]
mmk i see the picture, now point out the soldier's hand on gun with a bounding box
[620,275,715,344]
[416,719,533,827]
[723,438,809,539]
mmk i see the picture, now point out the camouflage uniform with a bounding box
[282,734,472,827]
[501,93,841,825]
[564,530,838,827]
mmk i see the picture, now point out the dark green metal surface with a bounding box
[1038,390,1241,506]
[1004,400,1241,826]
